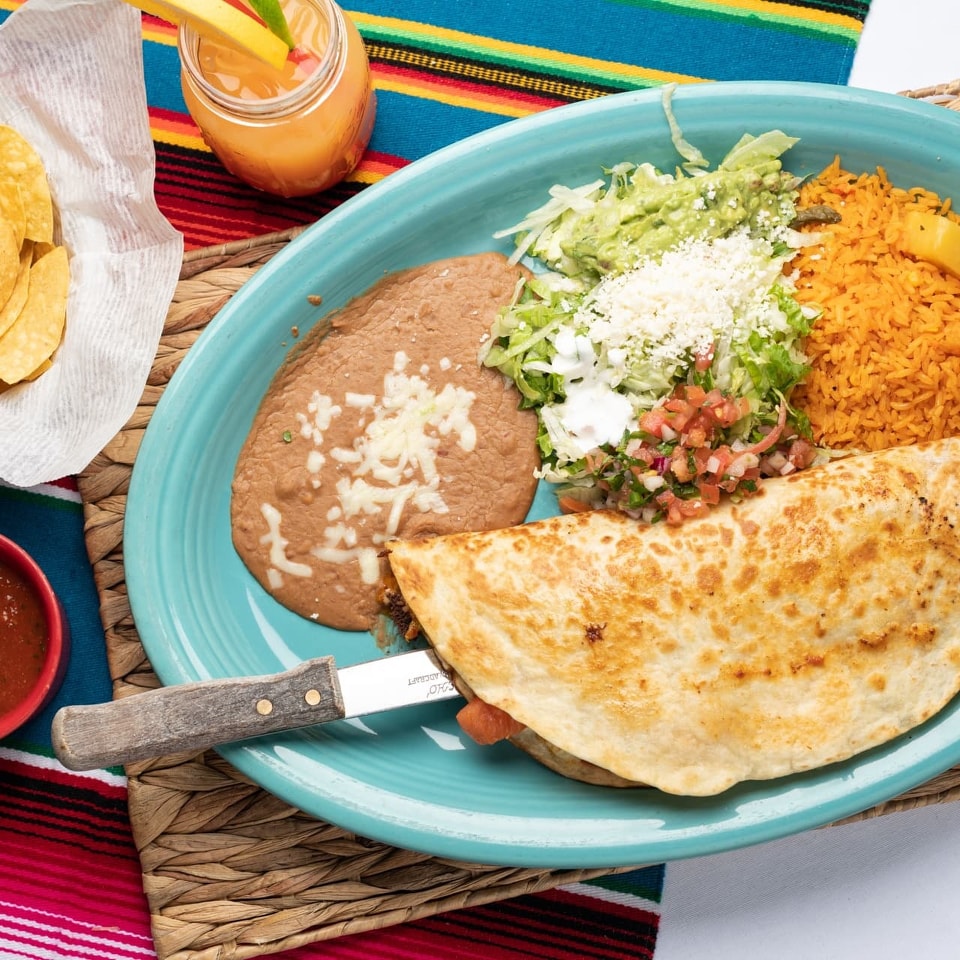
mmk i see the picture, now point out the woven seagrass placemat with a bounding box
[75,96,960,955]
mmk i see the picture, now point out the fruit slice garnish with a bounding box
[129,0,290,69]
[901,211,960,280]
[247,0,295,50]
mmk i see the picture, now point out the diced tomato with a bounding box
[654,488,677,509]
[682,422,709,447]
[716,397,749,427]
[787,437,818,470]
[679,498,709,519]
[457,699,525,745]
[662,401,695,432]
[626,440,657,465]
[656,487,708,523]
[639,406,670,438]
[703,445,733,478]
[654,489,684,525]
[693,344,715,371]
[695,390,734,429]
[558,495,592,514]
[696,481,721,505]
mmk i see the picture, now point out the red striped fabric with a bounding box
[150,137,401,249]
[0,749,660,960]
[0,751,156,958]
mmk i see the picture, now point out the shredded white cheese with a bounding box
[263,351,477,579]
[297,391,341,444]
[259,502,313,585]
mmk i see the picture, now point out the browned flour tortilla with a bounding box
[232,253,540,631]
[387,438,960,796]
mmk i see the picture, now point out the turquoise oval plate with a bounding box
[125,81,960,868]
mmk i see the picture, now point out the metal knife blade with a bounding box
[50,648,460,772]
[338,647,458,717]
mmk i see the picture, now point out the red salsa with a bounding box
[0,558,47,715]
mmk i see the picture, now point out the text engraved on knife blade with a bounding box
[407,668,456,699]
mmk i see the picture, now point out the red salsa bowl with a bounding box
[0,533,69,738]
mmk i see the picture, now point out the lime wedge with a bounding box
[247,0,296,50]
[129,0,290,69]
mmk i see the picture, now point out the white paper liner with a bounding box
[0,0,184,486]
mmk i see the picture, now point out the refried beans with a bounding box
[231,252,541,631]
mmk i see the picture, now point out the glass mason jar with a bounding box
[178,0,376,198]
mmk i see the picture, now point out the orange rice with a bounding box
[790,158,960,451]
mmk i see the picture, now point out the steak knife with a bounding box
[50,648,460,771]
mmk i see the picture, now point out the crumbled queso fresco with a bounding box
[578,230,791,372]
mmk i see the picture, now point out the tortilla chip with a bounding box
[0,356,51,391]
[0,217,20,308]
[0,126,53,244]
[31,240,55,263]
[0,241,33,340]
[0,245,68,384]
[22,356,52,381]
[0,179,26,250]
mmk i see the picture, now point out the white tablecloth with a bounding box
[657,803,960,959]
[849,0,958,93]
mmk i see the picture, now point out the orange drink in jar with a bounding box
[178,0,376,197]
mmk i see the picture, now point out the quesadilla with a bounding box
[385,437,960,796]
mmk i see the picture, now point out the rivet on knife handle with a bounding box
[50,656,344,771]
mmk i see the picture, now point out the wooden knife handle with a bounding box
[50,657,344,771]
